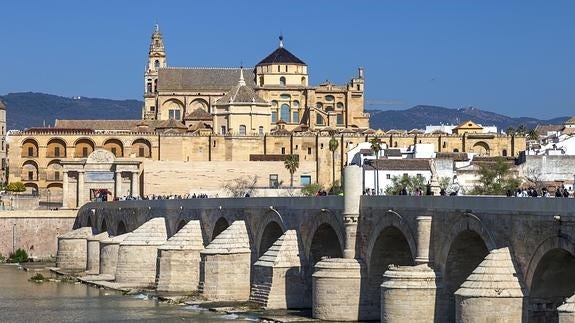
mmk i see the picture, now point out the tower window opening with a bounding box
[280,76,286,86]
[154,60,160,70]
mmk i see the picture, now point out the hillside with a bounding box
[0,92,568,132]
[1,92,142,130]
[368,105,569,131]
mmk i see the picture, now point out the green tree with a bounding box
[328,136,339,189]
[516,124,527,135]
[527,128,539,141]
[284,154,299,187]
[369,137,382,194]
[6,182,26,193]
[505,127,516,136]
[301,183,322,196]
[470,157,520,195]
[384,174,426,195]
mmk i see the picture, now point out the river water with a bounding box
[0,265,260,322]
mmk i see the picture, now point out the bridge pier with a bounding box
[381,264,445,323]
[156,220,204,293]
[558,295,575,323]
[99,233,129,279]
[115,218,167,288]
[56,227,93,273]
[199,220,251,301]
[86,232,109,275]
[250,230,306,309]
[455,247,525,323]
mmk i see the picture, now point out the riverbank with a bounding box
[47,265,314,322]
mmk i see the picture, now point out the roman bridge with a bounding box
[56,166,575,323]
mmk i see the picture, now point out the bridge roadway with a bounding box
[65,166,575,323]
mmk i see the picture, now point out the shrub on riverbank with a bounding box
[0,253,5,263]
[8,248,29,263]
[29,273,46,283]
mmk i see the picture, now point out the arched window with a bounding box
[154,60,160,70]
[258,126,264,135]
[301,77,306,85]
[154,79,158,92]
[453,148,459,152]
[280,76,286,86]
[280,104,290,122]
[336,102,344,109]
[316,102,323,109]
[293,100,300,108]
[239,125,246,135]
[502,149,508,156]
[325,95,335,102]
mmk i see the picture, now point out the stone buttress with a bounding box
[86,232,109,274]
[114,217,167,288]
[455,247,525,323]
[56,227,93,272]
[199,220,251,301]
[381,264,445,323]
[156,220,204,293]
[250,230,306,309]
[99,233,129,279]
[558,295,575,323]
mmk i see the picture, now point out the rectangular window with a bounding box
[300,175,311,186]
[28,171,33,180]
[417,173,423,178]
[307,147,312,155]
[28,147,34,157]
[258,126,264,135]
[281,147,286,154]
[82,147,88,157]
[168,109,181,120]
[292,111,299,123]
[150,106,155,112]
[336,114,344,125]
[54,147,60,157]
[386,174,391,179]
[239,125,246,135]
[269,174,279,188]
[220,126,226,135]
[271,111,278,122]
[139,147,145,157]
[55,172,60,181]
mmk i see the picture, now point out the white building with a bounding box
[362,159,432,195]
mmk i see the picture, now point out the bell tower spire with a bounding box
[143,24,167,120]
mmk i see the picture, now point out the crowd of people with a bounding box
[507,186,572,198]
[115,192,212,201]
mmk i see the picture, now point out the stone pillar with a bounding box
[77,171,85,207]
[343,165,362,259]
[115,218,167,288]
[114,171,122,199]
[558,295,575,323]
[130,171,140,198]
[99,233,130,279]
[312,258,366,321]
[200,220,251,301]
[62,171,69,208]
[156,220,204,293]
[56,227,93,272]
[250,230,306,309]
[85,232,109,275]
[455,247,525,323]
[381,264,445,323]
[415,215,433,264]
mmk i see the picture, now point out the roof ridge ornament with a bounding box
[238,65,246,86]
[155,23,160,33]
[279,34,284,48]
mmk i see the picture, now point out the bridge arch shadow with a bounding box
[438,213,496,323]
[100,218,107,234]
[525,235,575,322]
[116,220,127,235]
[211,217,230,241]
[253,209,286,259]
[361,210,417,319]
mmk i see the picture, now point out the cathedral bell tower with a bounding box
[143,24,167,120]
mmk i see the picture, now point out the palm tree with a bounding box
[284,154,299,187]
[370,137,382,194]
[328,136,339,189]
[527,128,539,142]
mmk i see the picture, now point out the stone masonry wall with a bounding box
[0,210,77,258]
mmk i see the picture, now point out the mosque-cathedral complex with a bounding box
[7,26,525,206]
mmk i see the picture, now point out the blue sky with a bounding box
[1,1,574,119]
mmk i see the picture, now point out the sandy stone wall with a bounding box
[0,210,76,258]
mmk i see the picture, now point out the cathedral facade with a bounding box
[6,26,525,208]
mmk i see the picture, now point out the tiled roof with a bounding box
[364,158,431,171]
[55,120,142,131]
[157,67,256,91]
[155,118,187,129]
[435,152,469,161]
[454,120,482,129]
[384,149,402,157]
[214,83,268,105]
[535,124,563,134]
[257,47,306,66]
[185,108,212,120]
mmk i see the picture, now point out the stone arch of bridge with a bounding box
[301,209,345,264]
[210,216,230,241]
[525,234,575,292]
[364,210,417,270]
[86,216,93,229]
[437,212,496,273]
[116,220,127,235]
[253,209,287,258]
[100,218,107,234]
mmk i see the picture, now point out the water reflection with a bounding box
[0,265,256,322]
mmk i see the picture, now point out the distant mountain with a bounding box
[1,92,142,130]
[368,105,569,131]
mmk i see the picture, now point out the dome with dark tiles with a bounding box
[256,36,306,66]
